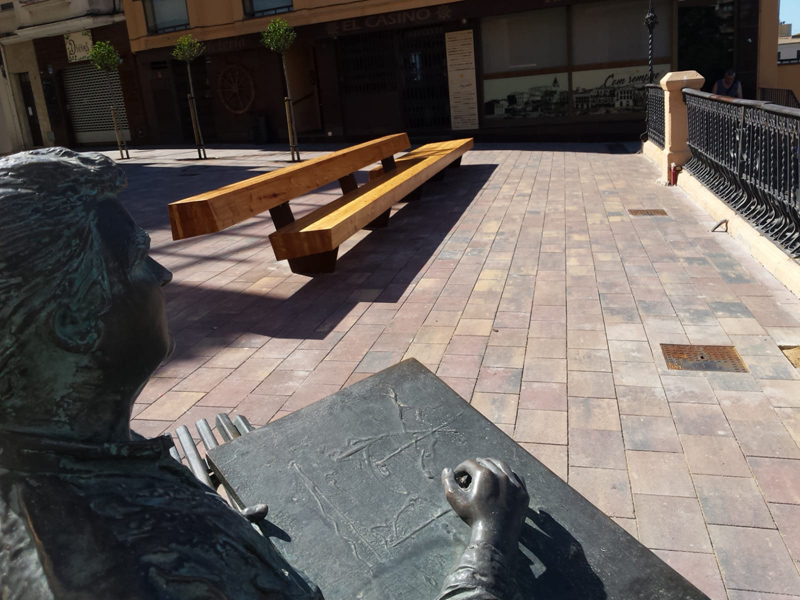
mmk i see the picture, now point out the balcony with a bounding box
[143,0,189,34]
[243,0,292,19]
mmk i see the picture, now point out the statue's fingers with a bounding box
[454,458,481,479]
[477,457,505,479]
[441,468,459,497]
[487,458,516,482]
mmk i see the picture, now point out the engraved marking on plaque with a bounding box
[661,344,749,373]
[629,209,668,216]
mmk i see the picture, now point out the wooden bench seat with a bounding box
[168,133,473,274]
[269,138,473,272]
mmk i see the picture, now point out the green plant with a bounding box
[260,18,296,54]
[172,34,205,64]
[88,41,121,73]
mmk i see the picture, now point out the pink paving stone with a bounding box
[137,391,205,422]
[475,367,522,394]
[197,379,260,408]
[627,451,696,497]
[635,494,712,553]
[439,376,475,401]
[235,394,287,426]
[567,371,616,399]
[616,386,671,417]
[568,348,612,372]
[653,551,727,600]
[303,361,358,386]
[276,349,330,372]
[136,377,181,404]
[488,328,529,347]
[173,367,234,393]
[518,443,567,480]
[470,393,519,425]
[203,347,257,369]
[693,475,775,529]
[569,397,621,431]
[153,354,210,379]
[413,326,456,345]
[760,380,800,408]
[529,320,567,339]
[130,419,169,438]
[282,383,341,412]
[519,382,567,411]
[228,357,282,381]
[770,503,800,561]
[530,306,567,322]
[253,338,302,359]
[483,346,525,369]
[661,376,718,405]
[514,409,567,445]
[371,332,414,352]
[437,354,483,379]
[522,357,567,383]
[253,370,310,396]
[403,343,447,368]
[568,467,634,518]
[749,457,800,504]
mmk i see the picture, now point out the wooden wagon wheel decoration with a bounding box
[218,65,255,114]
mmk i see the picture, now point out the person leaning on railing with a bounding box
[712,69,743,99]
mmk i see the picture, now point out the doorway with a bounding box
[19,73,43,147]
[399,26,450,132]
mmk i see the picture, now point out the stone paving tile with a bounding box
[635,494,712,552]
[653,550,728,600]
[627,451,696,497]
[121,146,800,600]
[709,525,800,595]
[694,474,775,528]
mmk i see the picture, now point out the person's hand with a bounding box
[441,458,529,555]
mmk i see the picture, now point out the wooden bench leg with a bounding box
[403,187,423,203]
[339,173,358,194]
[287,248,339,275]
[269,202,295,228]
[447,157,462,169]
[365,208,391,230]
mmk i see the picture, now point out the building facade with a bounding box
[120,0,780,145]
[0,0,147,151]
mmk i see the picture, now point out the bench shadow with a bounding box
[150,164,497,363]
[516,509,607,600]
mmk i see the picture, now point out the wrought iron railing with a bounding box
[646,84,665,149]
[684,88,800,257]
[759,88,800,110]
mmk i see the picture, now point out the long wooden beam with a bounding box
[168,133,411,240]
[269,138,473,261]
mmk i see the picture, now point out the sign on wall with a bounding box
[572,64,670,115]
[445,30,479,131]
[483,72,569,119]
[64,31,93,63]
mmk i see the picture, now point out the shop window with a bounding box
[572,0,671,66]
[244,0,293,18]
[143,0,190,35]
[481,8,568,75]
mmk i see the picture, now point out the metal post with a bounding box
[644,0,658,84]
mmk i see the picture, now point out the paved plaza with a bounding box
[113,143,800,599]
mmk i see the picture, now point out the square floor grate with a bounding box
[661,344,749,373]
[629,209,668,216]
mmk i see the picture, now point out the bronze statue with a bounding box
[0,148,528,599]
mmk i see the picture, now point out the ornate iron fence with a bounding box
[646,84,665,149]
[759,88,800,110]
[683,88,800,257]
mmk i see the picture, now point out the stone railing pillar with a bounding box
[643,70,704,181]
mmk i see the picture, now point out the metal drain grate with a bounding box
[629,209,668,216]
[661,344,749,373]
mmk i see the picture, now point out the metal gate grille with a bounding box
[400,26,449,130]
[62,62,130,144]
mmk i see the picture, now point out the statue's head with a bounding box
[0,148,173,442]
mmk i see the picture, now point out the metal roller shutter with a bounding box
[62,62,131,144]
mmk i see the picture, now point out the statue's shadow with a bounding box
[515,509,607,600]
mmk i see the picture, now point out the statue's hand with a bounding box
[442,458,529,555]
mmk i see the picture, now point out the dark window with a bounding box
[143,0,190,34]
[0,3,13,11]
[243,0,293,18]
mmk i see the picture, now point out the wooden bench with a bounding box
[168,134,473,274]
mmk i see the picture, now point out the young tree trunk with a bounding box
[281,52,300,162]
[186,62,206,159]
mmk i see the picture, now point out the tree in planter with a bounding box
[261,18,300,162]
[172,34,207,159]
[88,41,128,160]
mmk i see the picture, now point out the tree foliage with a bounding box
[260,18,296,54]
[88,41,121,73]
[172,34,205,63]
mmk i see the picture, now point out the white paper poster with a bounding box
[65,31,93,63]
[445,30,479,131]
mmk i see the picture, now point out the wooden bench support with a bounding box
[269,202,295,229]
[447,157,462,169]
[287,248,339,275]
[339,173,358,194]
[364,208,391,230]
